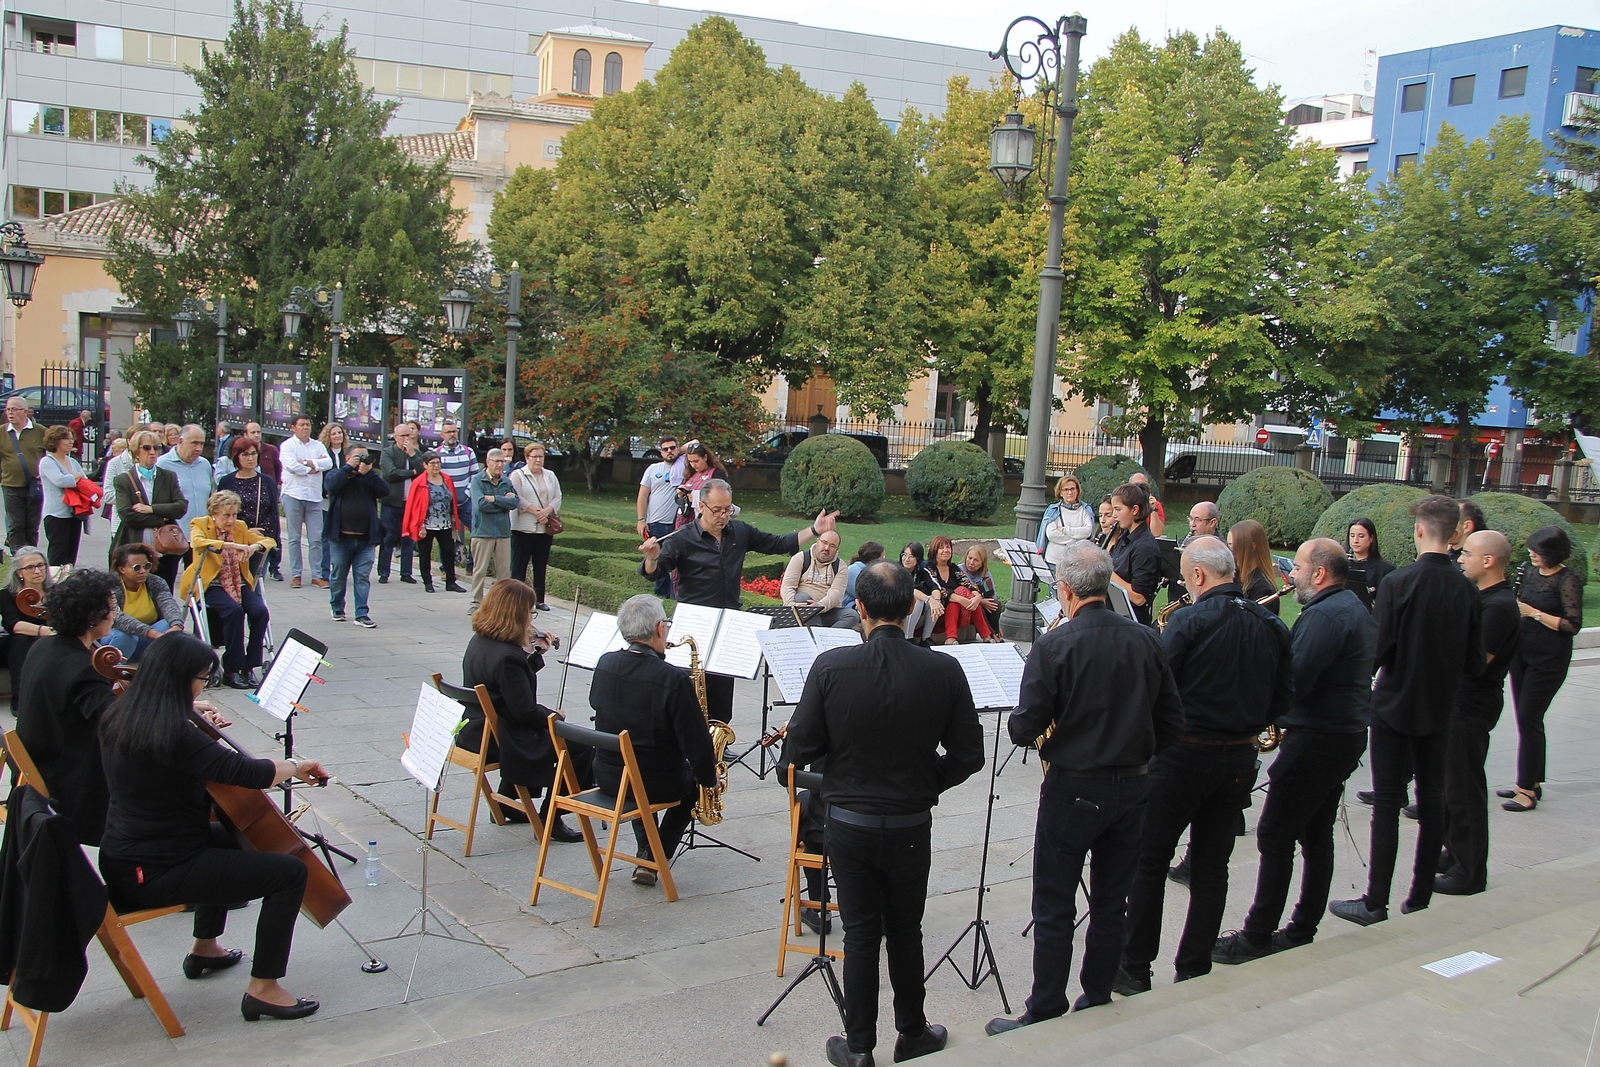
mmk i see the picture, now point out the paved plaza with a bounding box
[5,521,1600,1067]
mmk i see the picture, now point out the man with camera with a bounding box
[323,447,389,628]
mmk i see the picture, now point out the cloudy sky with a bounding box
[665,0,1590,101]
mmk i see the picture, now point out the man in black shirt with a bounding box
[1332,495,1483,926]
[782,561,983,1067]
[1115,536,1291,993]
[1213,539,1376,965]
[987,542,1182,1037]
[589,594,718,884]
[640,479,837,722]
[1436,530,1520,895]
[324,449,389,627]
[1108,483,1162,626]
[1446,499,1486,565]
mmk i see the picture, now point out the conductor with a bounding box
[781,561,984,1067]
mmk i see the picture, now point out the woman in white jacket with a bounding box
[1035,473,1096,575]
[509,442,562,611]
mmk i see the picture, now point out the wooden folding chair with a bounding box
[777,766,842,976]
[530,716,678,926]
[427,674,543,855]
[0,731,185,1067]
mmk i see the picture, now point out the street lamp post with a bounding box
[441,263,521,439]
[280,283,345,396]
[990,13,1087,642]
[173,295,228,364]
[0,222,44,308]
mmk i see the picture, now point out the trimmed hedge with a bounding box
[1073,454,1152,507]
[554,533,644,554]
[1469,492,1588,585]
[586,556,657,592]
[1310,484,1428,566]
[1217,466,1333,547]
[905,441,1004,521]
[544,567,638,613]
[781,435,885,520]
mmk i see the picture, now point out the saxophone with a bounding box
[667,635,735,825]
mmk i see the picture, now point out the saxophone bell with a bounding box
[666,634,734,825]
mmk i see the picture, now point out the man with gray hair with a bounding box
[1178,501,1219,548]
[468,448,519,613]
[589,594,718,884]
[988,541,1182,1036]
[1116,534,1291,995]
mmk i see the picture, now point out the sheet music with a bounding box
[935,644,1026,709]
[567,612,626,670]
[756,628,820,703]
[400,684,466,790]
[986,644,1027,707]
[665,603,723,670]
[254,630,326,722]
[811,628,863,650]
[1038,598,1062,629]
[705,609,772,679]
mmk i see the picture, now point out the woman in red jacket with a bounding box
[402,452,463,593]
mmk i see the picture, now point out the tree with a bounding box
[106,0,468,421]
[1057,29,1366,485]
[1554,98,1600,213]
[1361,117,1598,487]
[117,337,217,427]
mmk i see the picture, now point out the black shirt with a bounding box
[1242,571,1282,616]
[1515,565,1584,668]
[325,466,387,542]
[1110,522,1162,625]
[1009,600,1183,773]
[459,634,554,789]
[782,625,984,815]
[99,725,275,868]
[1284,585,1377,733]
[589,644,717,796]
[1346,555,1395,612]
[1161,582,1292,738]
[15,637,116,845]
[643,519,801,608]
[1373,552,1483,736]
[1459,580,1520,707]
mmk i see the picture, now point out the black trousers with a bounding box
[595,759,698,857]
[378,503,414,579]
[416,527,456,586]
[3,484,40,552]
[1242,729,1367,944]
[510,531,554,603]
[1442,696,1502,890]
[156,550,185,596]
[205,583,269,672]
[101,825,308,980]
[1123,742,1257,981]
[826,818,931,1054]
[43,514,81,566]
[1365,718,1447,910]
[1027,770,1148,1020]
[1510,646,1570,790]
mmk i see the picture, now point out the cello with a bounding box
[91,645,352,928]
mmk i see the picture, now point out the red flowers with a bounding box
[741,576,782,597]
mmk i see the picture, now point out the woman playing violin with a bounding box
[98,634,330,1022]
[0,546,55,707]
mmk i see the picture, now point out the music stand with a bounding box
[758,771,845,1029]
[724,604,822,780]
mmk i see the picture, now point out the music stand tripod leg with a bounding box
[757,855,846,1029]
[277,710,359,864]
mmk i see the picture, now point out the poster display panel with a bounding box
[331,367,389,445]
[398,369,467,447]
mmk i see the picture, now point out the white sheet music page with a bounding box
[935,645,1007,709]
[706,609,772,679]
[984,644,1028,709]
[811,628,864,650]
[1037,598,1062,629]
[254,637,323,722]
[567,612,626,670]
[756,628,819,703]
[665,603,723,670]
[400,685,465,790]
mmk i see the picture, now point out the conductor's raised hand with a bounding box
[813,510,840,535]
[639,535,662,563]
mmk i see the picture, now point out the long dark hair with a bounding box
[100,634,220,761]
[1347,517,1383,561]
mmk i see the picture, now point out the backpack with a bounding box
[800,549,841,577]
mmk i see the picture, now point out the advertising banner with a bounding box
[398,368,468,447]
[259,365,307,434]
[331,367,389,446]
[217,363,258,427]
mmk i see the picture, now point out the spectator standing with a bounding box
[635,435,681,597]
[1130,471,1166,537]
[468,449,519,613]
[316,422,349,583]
[242,422,282,485]
[509,442,561,610]
[214,421,234,462]
[0,396,46,551]
[156,425,216,588]
[112,431,187,589]
[402,452,464,594]
[68,410,93,461]
[219,436,282,582]
[163,424,182,450]
[324,447,387,628]
[1037,474,1096,575]
[278,415,332,589]
[436,420,479,534]
[379,423,426,584]
[673,441,727,530]
[38,425,87,566]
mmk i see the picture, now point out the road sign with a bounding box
[1255,427,1270,445]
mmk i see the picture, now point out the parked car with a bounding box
[0,386,111,442]
[1162,443,1279,483]
[748,428,892,468]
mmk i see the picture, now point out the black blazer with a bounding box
[588,644,717,802]
[458,634,556,791]
[14,636,117,845]
[1372,553,1483,736]
[112,466,186,553]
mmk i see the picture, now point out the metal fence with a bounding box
[39,362,108,465]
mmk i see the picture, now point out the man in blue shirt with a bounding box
[156,424,216,530]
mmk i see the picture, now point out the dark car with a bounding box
[749,428,891,468]
[0,386,111,444]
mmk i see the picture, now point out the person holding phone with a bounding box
[323,449,389,629]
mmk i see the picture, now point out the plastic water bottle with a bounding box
[365,841,380,887]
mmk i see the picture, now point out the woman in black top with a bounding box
[900,541,940,642]
[1344,517,1395,612]
[1108,483,1162,626]
[0,545,55,708]
[97,634,329,1021]
[1228,519,1284,616]
[1093,495,1117,550]
[926,534,993,643]
[1502,526,1585,812]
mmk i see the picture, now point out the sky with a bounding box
[665,0,1594,102]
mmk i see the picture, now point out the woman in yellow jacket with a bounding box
[180,490,276,689]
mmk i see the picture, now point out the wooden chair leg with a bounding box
[514,785,545,840]
[591,814,624,927]
[97,915,185,1038]
[529,814,554,907]
[1,989,47,1067]
[478,768,508,826]
[777,856,801,977]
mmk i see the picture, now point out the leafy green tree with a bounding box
[117,337,217,427]
[106,0,468,421]
[1058,29,1367,485]
[1554,99,1600,213]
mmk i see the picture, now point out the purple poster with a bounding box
[217,363,258,427]
[331,367,389,446]
[398,368,468,447]
[259,365,305,434]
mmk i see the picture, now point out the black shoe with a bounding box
[802,907,832,936]
[423,580,435,593]
[1402,804,1419,820]
[1496,785,1541,800]
[549,818,585,843]
[893,1023,946,1062]
[446,582,467,593]
[499,804,531,825]
[826,1036,872,1067]
[1212,929,1276,965]
[1329,897,1387,926]
[1112,964,1150,997]
[1167,855,1191,887]
[182,948,243,979]
[1434,872,1483,896]
[1357,790,1375,805]
[400,575,418,585]
[268,569,284,582]
[984,1014,1042,1036]
[378,575,389,584]
[1072,993,1109,1011]
[1271,929,1311,952]
[1399,900,1427,915]
[224,671,254,690]
[241,992,319,1021]
[537,603,551,612]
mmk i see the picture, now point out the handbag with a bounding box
[152,522,190,556]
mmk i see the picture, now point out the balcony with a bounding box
[1562,92,1599,127]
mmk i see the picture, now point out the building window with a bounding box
[69,191,94,211]
[147,33,176,66]
[122,114,148,146]
[1285,103,1323,125]
[1499,66,1528,98]
[396,64,421,93]
[29,28,77,55]
[10,187,39,219]
[1579,67,1600,95]
[1400,82,1427,113]
[96,111,121,142]
[1448,74,1474,106]
[150,118,172,142]
[40,106,66,136]
[603,51,622,95]
[933,386,964,435]
[1394,153,1419,172]
[69,108,94,140]
[572,49,591,93]
[1352,160,1369,173]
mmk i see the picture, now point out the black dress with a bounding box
[13,636,116,845]
[1345,555,1396,612]
[1509,564,1584,790]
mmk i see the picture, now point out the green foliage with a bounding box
[1468,492,1588,585]
[544,568,638,614]
[1072,455,1152,508]
[1310,484,1428,566]
[1217,467,1332,547]
[1555,98,1600,213]
[118,337,217,428]
[904,441,1004,522]
[781,436,885,520]
[551,533,643,555]
[586,556,657,592]
[106,0,468,422]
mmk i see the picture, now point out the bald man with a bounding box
[1436,530,1519,895]
[1178,502,1219,548]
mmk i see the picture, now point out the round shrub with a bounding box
[1216,467,1333,547]
[905,441,1004,522]
[1073,454,1153,507]
[780,435,885,521]
[1310,484,1427,566]
[1469,492,1588,585]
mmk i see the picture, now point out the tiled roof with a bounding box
[40,198,161,243]
[396,128,476,161]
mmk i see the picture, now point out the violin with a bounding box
[529,622,560,655]
[760,724,788,749]
[90,645,352,928]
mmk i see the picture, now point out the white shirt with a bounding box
[639,460,678,525]
[278,435,333,502]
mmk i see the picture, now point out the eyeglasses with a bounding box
[239,450,258,458]
[124,563,152,573]
[138,444,159,452]
[18,562,46,572]
[193,671,213,682]
[703,505,734,517]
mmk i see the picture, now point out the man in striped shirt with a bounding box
[437,421,479,565]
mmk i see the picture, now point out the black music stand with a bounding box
[723,604,822,780]
[675,811,761,864]
[758,771,845,1030]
